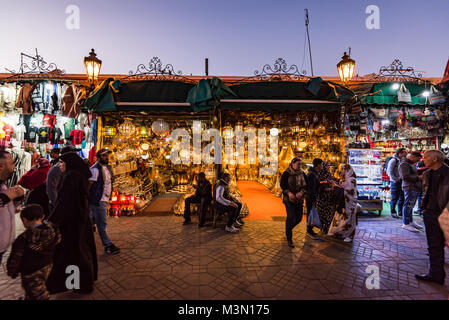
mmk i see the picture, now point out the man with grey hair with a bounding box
[415,149,449,285]
[0,151,25,264]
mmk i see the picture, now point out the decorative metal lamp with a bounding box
[118,119,136,137]
[337,50,355,84]
[84,49,102,85]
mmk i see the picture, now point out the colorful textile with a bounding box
[328,164,358,239]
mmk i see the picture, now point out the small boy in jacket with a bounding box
[7,204,61,300]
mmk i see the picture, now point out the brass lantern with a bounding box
[84,49,102,85]
[337,51,355,84]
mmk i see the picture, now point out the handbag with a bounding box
[429,85,447,105]
[307,205,321,228]
[397,83,412,103]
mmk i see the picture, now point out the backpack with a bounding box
[384,156,398,172]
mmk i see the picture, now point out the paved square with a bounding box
[1,214,449,300]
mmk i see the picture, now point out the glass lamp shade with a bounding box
[337,52,355,84]
[151,119,170,136]
[118,119,136,137]
[84,49,102,84]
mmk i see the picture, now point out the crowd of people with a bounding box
[280,157,358,247]
[0,146,120,300]
[1,147,448,300]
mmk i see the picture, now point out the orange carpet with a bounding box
[237,181,286,221]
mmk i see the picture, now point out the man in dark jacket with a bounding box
[183,172,212,227]
[306,158,323,240]
[387,148,407,219]
[415,150,449,285]
[398,151,423,232]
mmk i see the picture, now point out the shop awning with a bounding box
[357,82,443,105]
[86,79,197,113]
[219,78,354,111]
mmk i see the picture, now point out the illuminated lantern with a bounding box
[84,49,102,85]
[151,119,170,136]
[337,51,355,84]
[118,119,136,137]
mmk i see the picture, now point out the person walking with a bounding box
[306,158,323,240]
[183,172,212,227]
[88,148,120,255]
[46,152,98,294]
[0,151,25,264]
[328,164,358,243]
[316,162,339,235]
[215,173,242,234]
[280,157,308,248]
[387,148,407,219]
[415,150,449,285]
[6,204,61,300]
[46,145,80,212]
[398,151,423,232]
[18,158,51,217]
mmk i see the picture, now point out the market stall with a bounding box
[344,61,449,212]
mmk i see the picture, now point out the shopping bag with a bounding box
[307,205,321,228]
[438,207,449,247]
[397,83,412,103]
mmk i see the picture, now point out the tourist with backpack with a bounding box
[386,148,407,219]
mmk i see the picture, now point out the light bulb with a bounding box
[392,83,400,90]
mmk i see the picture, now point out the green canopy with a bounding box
[219,78,354,111]
[359,82,433,105]
[186,77,237,112]
[84,78,119,112]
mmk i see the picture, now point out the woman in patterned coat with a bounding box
[328,164,358,242]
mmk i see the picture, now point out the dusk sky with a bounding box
[0,0,448,78]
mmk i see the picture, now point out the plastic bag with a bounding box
[307,205,321,228]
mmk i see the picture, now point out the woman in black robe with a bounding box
[316,163,340,234]
[46,152,98,294]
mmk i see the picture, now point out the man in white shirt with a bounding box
[88,148,119,255]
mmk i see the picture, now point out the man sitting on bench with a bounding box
[183,172,212,227]
[215,173,243,234]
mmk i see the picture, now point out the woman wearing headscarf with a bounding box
[46,152,98,294]
[280,157,308,248]
[328,164,358,242]
[316,162,340,234]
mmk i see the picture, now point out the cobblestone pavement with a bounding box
[1,214,449,300]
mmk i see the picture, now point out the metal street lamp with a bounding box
[337,51,355,84]
[84,49,102,86]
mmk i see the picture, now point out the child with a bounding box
[6,204,61,300]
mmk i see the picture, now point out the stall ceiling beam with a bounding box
[220,99,336,104]
[116,102,191,106]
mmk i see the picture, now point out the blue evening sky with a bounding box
[0,0,448,77]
